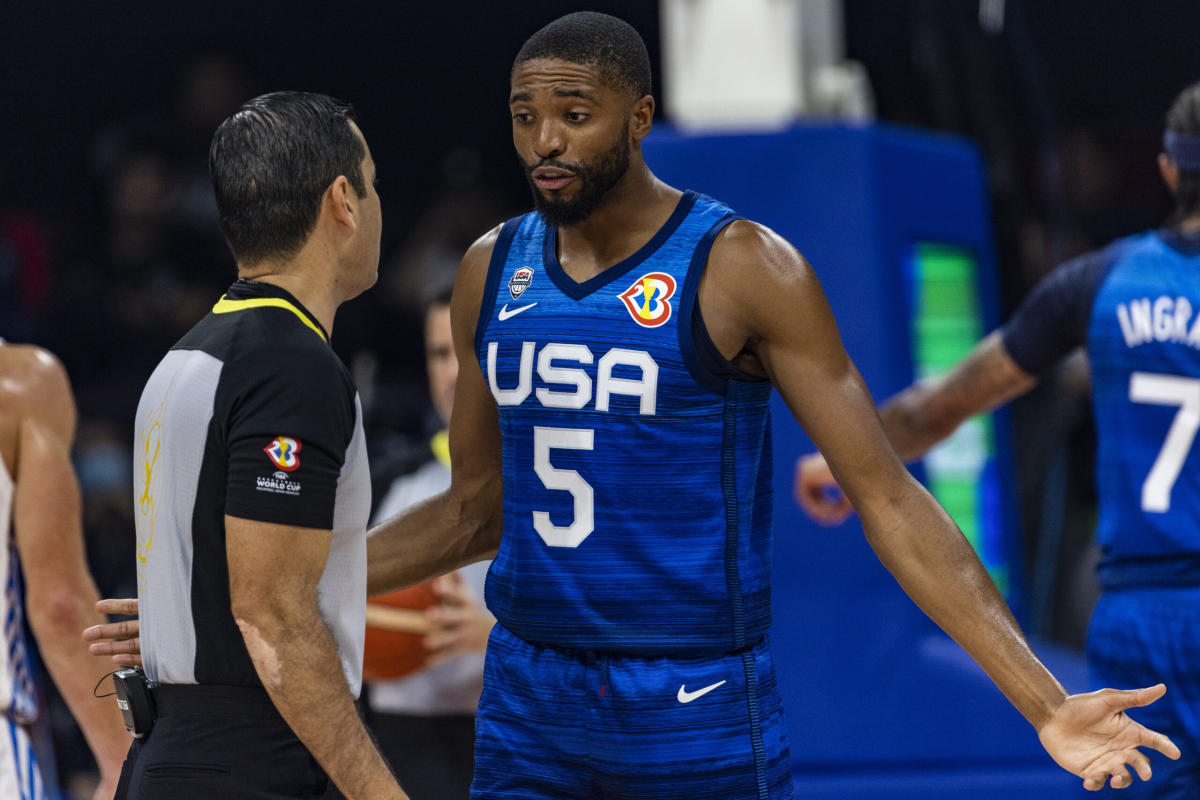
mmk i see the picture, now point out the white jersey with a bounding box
[0,417,36,725]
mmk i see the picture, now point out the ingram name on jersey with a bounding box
[1089,230,1200,587]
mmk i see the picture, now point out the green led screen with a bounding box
[908,243,1009,596]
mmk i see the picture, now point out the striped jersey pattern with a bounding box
[475,191,775,656]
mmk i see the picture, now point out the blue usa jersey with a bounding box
[1088,231,1200,584]
[474,191,774,656]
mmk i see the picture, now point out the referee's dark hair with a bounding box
[209,91,368,266]
[514,12,652,100]
[1166,80,1200,222]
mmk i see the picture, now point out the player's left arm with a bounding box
[703,221,1178,790]
[11,348,130,795]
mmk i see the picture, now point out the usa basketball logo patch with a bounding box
[618,272,676,328]
[264,436,302,472]
[509,267,534,299]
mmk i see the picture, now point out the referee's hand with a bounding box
[83,598,142,667]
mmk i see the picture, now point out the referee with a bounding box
[117,92,405,799]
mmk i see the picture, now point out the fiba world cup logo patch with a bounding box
[264,436,302,472]
[509,267,534,299]
[618,272,677,328]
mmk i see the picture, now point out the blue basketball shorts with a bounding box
[1088,587,1200,798]
[470,624,793,799]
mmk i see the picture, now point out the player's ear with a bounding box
[1159,153,1180,195]
[630,95,655,143]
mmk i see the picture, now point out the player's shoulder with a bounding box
[707,218,814,288]
[461,222,507,274]
[0,344,71,404]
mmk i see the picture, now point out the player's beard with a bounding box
[524,123,631,227]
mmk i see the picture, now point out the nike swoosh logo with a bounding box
[498,302,537,321]
[677,680,726,704]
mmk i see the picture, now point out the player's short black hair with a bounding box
[209,91,367,266]
[513,11,652,100]
[1166,81,1200,221]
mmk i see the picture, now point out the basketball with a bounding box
[362,580,438,680]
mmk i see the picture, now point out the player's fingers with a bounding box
[1105,684,1166,711]
[1082,768,1111,792]
[424,630,460,654]
[96,598,139,617]
[1124,747,1153,782]
[111,653,142,668]
[88,636,140,656]
[83,620,140,641]
[1136,725,1181,760]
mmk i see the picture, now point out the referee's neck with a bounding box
[235,265,339,340]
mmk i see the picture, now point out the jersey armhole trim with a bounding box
[474,216,525,359]
[678,214,768,396]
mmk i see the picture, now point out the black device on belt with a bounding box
[112,667,156,738]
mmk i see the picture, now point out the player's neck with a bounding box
[556,167,681,272]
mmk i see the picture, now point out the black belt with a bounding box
[153,683,365,719]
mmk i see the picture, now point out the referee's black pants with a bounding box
[115,684,343,800]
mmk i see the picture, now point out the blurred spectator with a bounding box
[0,210,54,342]
[365,284,493,800]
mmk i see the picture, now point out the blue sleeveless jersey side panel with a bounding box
[1088,231,1200,586]
[477,194,774,655]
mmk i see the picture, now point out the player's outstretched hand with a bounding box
[1037,684,1180,791]
[424,573,495,667]
[83,598,142,667]
[794,453,854,525]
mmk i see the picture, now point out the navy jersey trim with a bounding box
[722,390,746,650]
[474,216,525,358]
[678,214,770,396]
[1156,227,1200,257]
[741,650,770,800]
[1000,239,1132,375]
[541,191,699,300]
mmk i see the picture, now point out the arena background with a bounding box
[4,0,1200,796]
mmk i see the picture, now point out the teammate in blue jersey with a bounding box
[798,80,1200,798]
[88,12,1180,799]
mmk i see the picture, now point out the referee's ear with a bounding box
[326,175,360,235]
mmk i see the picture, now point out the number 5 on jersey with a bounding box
[533,427,594,547]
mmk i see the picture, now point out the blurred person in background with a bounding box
[797,78,1200,799]
[0,342,129,799]
[365,283,494,800]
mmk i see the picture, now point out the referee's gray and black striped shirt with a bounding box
[133,279,368,695]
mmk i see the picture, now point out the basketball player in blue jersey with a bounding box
[798,80,1200,799]
[88,12,1181,798]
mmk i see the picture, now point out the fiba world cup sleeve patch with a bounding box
[222,356,355,530]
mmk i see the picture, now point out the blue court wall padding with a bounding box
[643,124,1088,796]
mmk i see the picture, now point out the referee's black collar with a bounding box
[224,279,331,343]
[1156,226,1200,258]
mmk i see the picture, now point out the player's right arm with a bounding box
[796,332,1035,523]
[227,515,405,800]
[366,227,504,596]
[10,348,130,798]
